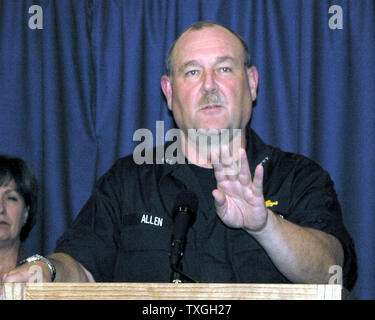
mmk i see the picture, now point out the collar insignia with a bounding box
[265,200,278,208]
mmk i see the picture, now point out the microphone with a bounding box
[170,190,198,283]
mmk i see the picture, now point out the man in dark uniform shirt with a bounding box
[3,21,357,290]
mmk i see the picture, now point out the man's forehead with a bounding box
[179,25,237,41]
[173,26,243,61]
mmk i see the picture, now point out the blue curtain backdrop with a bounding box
[0,0,373,299]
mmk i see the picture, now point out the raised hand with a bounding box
[210,146,269,232]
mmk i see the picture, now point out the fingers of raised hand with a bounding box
[211,146,246,180]
[252,163,264,197]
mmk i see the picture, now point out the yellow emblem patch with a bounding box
[265,200,279,208]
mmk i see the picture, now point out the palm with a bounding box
[211,148,268,232]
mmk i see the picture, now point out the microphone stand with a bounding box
[170,239,183,283]
[170,240,197,283]
[169,192,199,283]
[171,266,182,283]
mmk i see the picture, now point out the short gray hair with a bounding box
[166,21,251,77]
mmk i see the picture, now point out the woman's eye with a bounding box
[6,196,18,202]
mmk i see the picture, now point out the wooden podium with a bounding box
[2,283,342,300]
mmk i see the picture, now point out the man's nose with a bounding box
[202,70,217,93]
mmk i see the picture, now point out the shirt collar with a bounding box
[159,127,272,176]
[155,127,273,215]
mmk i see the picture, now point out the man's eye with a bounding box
[220,67,232,73]
[186,70,199,76]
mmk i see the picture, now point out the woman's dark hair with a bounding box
[0,155,38,242]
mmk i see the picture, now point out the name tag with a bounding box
[140,214,163,227]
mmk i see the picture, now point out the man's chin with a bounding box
[196,128,223,137]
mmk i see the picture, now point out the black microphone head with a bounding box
[172,191,198,240]
[173,190,199,214]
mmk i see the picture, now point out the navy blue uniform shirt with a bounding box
[55,128,357,289]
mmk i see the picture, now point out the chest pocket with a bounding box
[113,222,172,282]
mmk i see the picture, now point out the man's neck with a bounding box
[182,129,246,168]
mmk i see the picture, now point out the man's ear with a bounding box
[247,66,259,101]
[161,75,173,111]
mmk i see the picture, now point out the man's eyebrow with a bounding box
[177,56,237,73]
[215,56,235,64]
[178,60,201,73]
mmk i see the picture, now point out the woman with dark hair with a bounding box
[0,155,38,280]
